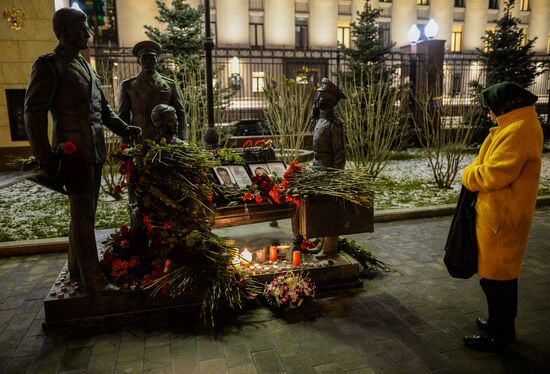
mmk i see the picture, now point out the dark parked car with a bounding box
[230,119,270,136]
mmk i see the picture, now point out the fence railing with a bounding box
[91,46,550,125]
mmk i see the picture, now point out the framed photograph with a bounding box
[248,163,270,177]
[227,164,252,188]
[266,161,287,178]
[213,166,239,190]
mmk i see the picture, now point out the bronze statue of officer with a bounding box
[118,40,187,142]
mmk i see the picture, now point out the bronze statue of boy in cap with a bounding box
[118,40,187,143]
[309,78,347,259]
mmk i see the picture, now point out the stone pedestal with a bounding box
[43,253,360,330]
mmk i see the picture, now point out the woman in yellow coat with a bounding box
[462,82,543,351]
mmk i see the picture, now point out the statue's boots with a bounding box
[307,238,324,255]
[315,236,339,260]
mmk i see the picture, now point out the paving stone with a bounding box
[313,362,344,373]
[196,335,224,361]
[199,357,228,374]
[251,349,285,373]
[13,335,46,357]
[87,352,117,373]
[3,357,33,374]
[60,347,93,372]
[144,344,171,370]
[0,328,26,350]
[115,358,144,374]
[5,312,35,331]
[228,364,258,374]
[223,343,253,368]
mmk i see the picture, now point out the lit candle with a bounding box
[292,251,301,267]
[241,248,253,264]
[256,248,267,262]
[277,245,291,260]
[269,246,278,261]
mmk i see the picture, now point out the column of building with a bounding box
[391,0,417,47]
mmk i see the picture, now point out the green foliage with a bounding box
[478,0,540,88]
[342,0,394,78]
[144,0,203,66]
[337,237,396,275]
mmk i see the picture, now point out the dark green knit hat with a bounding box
[480,82,538,117]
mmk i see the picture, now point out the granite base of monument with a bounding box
[43,253,361,331]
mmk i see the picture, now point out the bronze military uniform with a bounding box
[24,8,139,293]
[118,41,187,142]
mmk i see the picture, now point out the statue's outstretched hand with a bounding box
[128,126,142,140]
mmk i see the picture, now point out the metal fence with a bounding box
[91,47,550,125]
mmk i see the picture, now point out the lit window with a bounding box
[520,28,528,47]
[337,27,351,48]
[547,33,550,54]
[417,0,429,5]
[451,31,462,52]
[252,72,265,93]
[249,23,264,47]
[520,0,529,11]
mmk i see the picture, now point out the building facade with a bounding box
[0,0,549,164]
[56,0,550,53]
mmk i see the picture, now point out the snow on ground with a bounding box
[1,151,550,241]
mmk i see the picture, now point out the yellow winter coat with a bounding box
[462,106,543,280]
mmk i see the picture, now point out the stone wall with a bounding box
[0,0,57,168]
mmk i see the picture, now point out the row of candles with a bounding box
[235,245,302,267]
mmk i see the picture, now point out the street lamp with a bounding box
[407,25,421,45]
[230,56,241,91]
[425,19,439,39]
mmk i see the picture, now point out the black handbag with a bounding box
[444,185,478,279]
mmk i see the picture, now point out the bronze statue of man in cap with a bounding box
[118,40,187,143]
[24,7,142,293]
[310,78,347,259]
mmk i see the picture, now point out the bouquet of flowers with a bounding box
[264,271,316,309]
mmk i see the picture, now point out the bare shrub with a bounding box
[263,76,315,164]
[340,69,408,178]
[414,92,481,188]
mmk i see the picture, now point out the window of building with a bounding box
[547,33,550,54]
[417,0,429,5]
[379,22,391,47]
[249,0,263,11]
[337,27,351,48]
[451,31,462,52]
[252,72,265,93]
[295,19,309,49]
[379,0,392,3]
[488,0,498,9]
[520,0,530,11]
[520,28,528,46]
[70,0,118,46]
[250,16,264,48]
[454,0,465,7]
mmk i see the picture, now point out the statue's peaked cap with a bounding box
[316,78,347,100]
[132,40,162,57]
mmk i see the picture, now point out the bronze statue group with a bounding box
[23,7,543,353]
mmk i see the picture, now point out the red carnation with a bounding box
[255,195,263,203]
[242,140,253,148]
[244,192,254,200]
[63,141,77,154]
[254,140,266,147]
